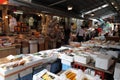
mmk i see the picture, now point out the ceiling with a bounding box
[10,0,120,19]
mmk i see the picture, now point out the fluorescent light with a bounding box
[13,10,23,14]
[84,4,109,15]
[101,4,108,8]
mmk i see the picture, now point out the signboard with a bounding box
[0,0,8,4]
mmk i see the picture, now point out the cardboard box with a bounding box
[95,54,112,70]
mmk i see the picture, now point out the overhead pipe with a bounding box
[48,0,67,6]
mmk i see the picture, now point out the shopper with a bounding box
[9,15,17,33]
[76,26,85,42]
[64,26,71,44]
[62,22,71,45]
[54,23,64,48]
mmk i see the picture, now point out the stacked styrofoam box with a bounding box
[29,40,38,53]
[74,53,91,64]
[114,63,120,80]
[33,69,60,80]
[95,54,112,70]
[59,53,73,70]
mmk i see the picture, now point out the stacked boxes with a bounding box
[59,53,73,70]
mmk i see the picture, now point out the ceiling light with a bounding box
[115,6,118,9]
[68,5,73,10]
[111,2,114,5]
[5,15,8,19]
[91,13,95,16]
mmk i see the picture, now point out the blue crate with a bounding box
[62,64,71,70]
[33,67,45,75]
[20,73,32,80]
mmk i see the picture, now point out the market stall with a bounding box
[0,49,58,80]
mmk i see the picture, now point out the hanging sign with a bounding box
[0,0,8,4]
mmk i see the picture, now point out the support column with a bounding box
[2,5,8,34]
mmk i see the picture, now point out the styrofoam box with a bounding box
[33,69,60,80]
[0,74,18,80]
[74,53,91,64]
[106,51,119,58]
[60,68,95,80]
[59,53,73,62]
[114,63,120,79]
[95,54,112,70]
[88,52,99,62]
[61,59,71,66]
[29,40,38,53]
[20,67,32,78]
